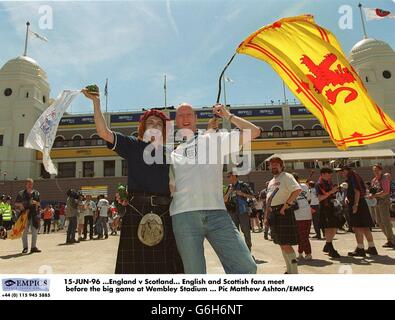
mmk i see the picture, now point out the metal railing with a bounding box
[52,129,329,149]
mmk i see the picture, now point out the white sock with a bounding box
[357,243,364,249]
[285,252,298,274]
[282,251,290,272]
[368,241,375,248]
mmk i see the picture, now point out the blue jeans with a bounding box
[96,216,108,237]
[66,216,77,243]
[22,218,38,249]
[172,210,257,274]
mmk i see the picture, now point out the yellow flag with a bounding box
[237,15,395,149]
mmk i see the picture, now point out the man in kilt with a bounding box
[264,157,302,274]
[83,86,183,274]
[339,165,378,257]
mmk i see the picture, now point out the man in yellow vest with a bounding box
[0,194,5,228]
[2,196,13,237]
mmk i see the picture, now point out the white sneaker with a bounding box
[305,254,312,260]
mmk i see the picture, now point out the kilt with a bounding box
[268,205,298,246]
[349,198,374,228]
[115,196,184,274]
[319,204,341,229]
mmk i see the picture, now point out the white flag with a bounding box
[225,77,234,83]
[29,29,48,42]
[24,90,81,175]
[363,7,395,20]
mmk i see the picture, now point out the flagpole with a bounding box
[282,80,287,103]
[223,74,227,107]
[164,74,167,110]
[105,78,108,113]
[358,3,368,39]
[23,21,30,56]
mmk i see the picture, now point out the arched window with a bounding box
[271,126,282,138]
[313,124,324,136]
[72,134,83,147]
[90,133,101,146]
[54,136,65,148]
[271,126,282,132]
[293,125,305,137]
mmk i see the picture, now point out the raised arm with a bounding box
[82,85,114,144]
[212,104,261,145]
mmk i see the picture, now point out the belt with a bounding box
[129,193,171,207]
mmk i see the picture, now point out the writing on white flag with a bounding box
[24,90,81,175]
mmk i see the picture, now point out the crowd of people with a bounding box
[1,85,393,275]
[0,179,122,252]
[224,161,394,273]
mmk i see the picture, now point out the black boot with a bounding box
[348,247,366,257]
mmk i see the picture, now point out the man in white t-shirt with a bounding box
[292,173,313,261]
[170,103,261,274]
[96,195,110,240]
[264,158,302,274]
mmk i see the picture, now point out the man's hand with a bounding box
[352,204,358,214]
[82,85,100,102]
[264,218,269,227]
[330,186,339,194]
[212,104,231,119]
[207,117,220,131]
[280,205,287,216]
[115,192,128,207]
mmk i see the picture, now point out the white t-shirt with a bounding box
[310,187,320,206]
[266,172,301,207]
[294,183,312,221]
[97,199,110,217]
[170,131,240,216]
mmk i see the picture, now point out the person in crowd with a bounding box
[170,103,259,274]
[52,204,60,232]
[65,189,79,244]
[339,165,378,257]
[58,204,66,230]
[316,168,341,258]
[15,178,41,254]
[83,85,183,274]
[308,181,322,239]
[264,157,302,274]
[224,172,255,250]
[42,204,53,234]
[292,173,313,260]
[77,195,86,241]
[253,193,264,233]
[96,195,110,240]
[1,196,13,237]
[83,195,96,240]
[369,164,394,248]
[336,182,353,232]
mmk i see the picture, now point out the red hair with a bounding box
[138,109,170,141]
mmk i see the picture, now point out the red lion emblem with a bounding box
[300,53,358,105]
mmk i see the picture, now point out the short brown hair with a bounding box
[269,157,284,168]
[373,163,383,170]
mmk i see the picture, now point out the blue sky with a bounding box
[0,0,394,113]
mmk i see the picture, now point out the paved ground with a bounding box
[1,227,395,274]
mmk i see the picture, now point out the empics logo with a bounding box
[2,278,50,292]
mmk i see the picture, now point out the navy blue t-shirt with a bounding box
[107,132,170,195]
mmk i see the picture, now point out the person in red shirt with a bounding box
[59,204,66,230]
[369,164,394,248]
[42,204,54,234]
